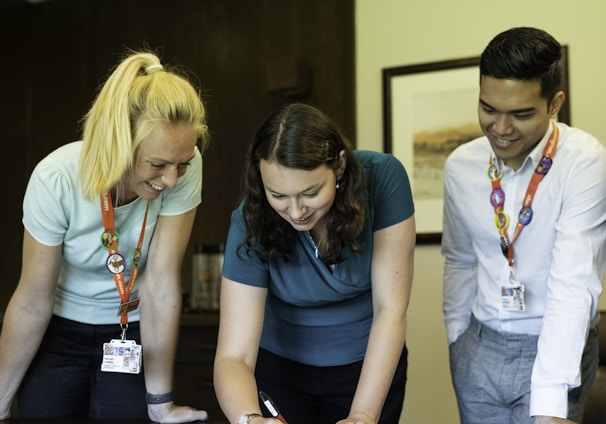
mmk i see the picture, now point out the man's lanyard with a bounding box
[487,121,559,267]
[100,192,150,327]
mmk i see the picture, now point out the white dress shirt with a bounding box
[442,121,606,418]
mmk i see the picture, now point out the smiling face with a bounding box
[259,159,342,232]
[478,76,564,170]
[120,121,198,202]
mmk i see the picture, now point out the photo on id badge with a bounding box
[501,284,525,311]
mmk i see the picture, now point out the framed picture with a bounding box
[382,46,569,245]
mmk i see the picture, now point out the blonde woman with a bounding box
[0,50,209,423]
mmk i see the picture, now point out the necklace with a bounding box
[307,230,324,258]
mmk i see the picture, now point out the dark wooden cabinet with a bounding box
[175,312,228,423]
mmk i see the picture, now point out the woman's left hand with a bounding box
[336,412,376,424]
[148,402,209,423]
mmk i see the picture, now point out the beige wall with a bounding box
[355,1,606,422]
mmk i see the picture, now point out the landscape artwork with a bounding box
[384,59,481,240]
[411,88,482,201]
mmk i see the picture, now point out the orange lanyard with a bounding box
[100,192,150,326]
[487,121,559,267]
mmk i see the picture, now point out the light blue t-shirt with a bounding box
[22,141,202,324]
[222,150,414,366]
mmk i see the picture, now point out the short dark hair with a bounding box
[480,27,562,102]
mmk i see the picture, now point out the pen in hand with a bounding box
[259,390,288,424]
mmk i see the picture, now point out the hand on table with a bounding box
[148,402,208,423]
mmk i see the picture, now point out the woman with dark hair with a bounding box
[214,103,415,424]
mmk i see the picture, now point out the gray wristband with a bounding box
[145,392,174,404]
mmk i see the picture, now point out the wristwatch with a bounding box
[238,413,263,424]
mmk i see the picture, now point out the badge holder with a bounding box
[101,324,142,374]
[101,292,142,375]
[501,268,525,312]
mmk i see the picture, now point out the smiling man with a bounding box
[442,27,606,424]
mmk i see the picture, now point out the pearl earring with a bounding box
[336,183,340,189]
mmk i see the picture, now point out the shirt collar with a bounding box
[491,120,556,174]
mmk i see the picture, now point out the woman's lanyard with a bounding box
[100,192,150,332]
[487,121,559,268]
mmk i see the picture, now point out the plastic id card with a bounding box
[101,339,142,374]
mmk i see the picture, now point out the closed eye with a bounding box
[150,161,192,170]
[513,113,534,120]
[480,105,497,116]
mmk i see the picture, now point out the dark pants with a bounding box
[17,315,148,419]
[255,345,408,424]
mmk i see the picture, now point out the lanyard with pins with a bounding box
[100,192,150,336]
[487,121,559,268]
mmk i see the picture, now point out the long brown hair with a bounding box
[240,103,367,263]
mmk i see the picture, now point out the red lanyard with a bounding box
[100,192,150,326]
[487,121,559,267]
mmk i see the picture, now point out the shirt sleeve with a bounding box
[529,138,606,418]
[441,153,478,345]
[363,151,415,231]
[23,157,72,246]
[221,206,270,287]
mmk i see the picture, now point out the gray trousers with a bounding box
[449,316,598,424]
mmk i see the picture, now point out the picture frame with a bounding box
[382,46,569,245]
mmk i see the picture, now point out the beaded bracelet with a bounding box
[145,392,174,404]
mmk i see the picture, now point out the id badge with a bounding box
[501,283,525,311]
[101,339,142,374]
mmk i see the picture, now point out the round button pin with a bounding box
[101,229,120,251]
[535,157,552,175]
[490,188,505,208]
[518,206,533,225]
[494,211,509,230]
[106,253,126,274]
[487,163,503,181]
